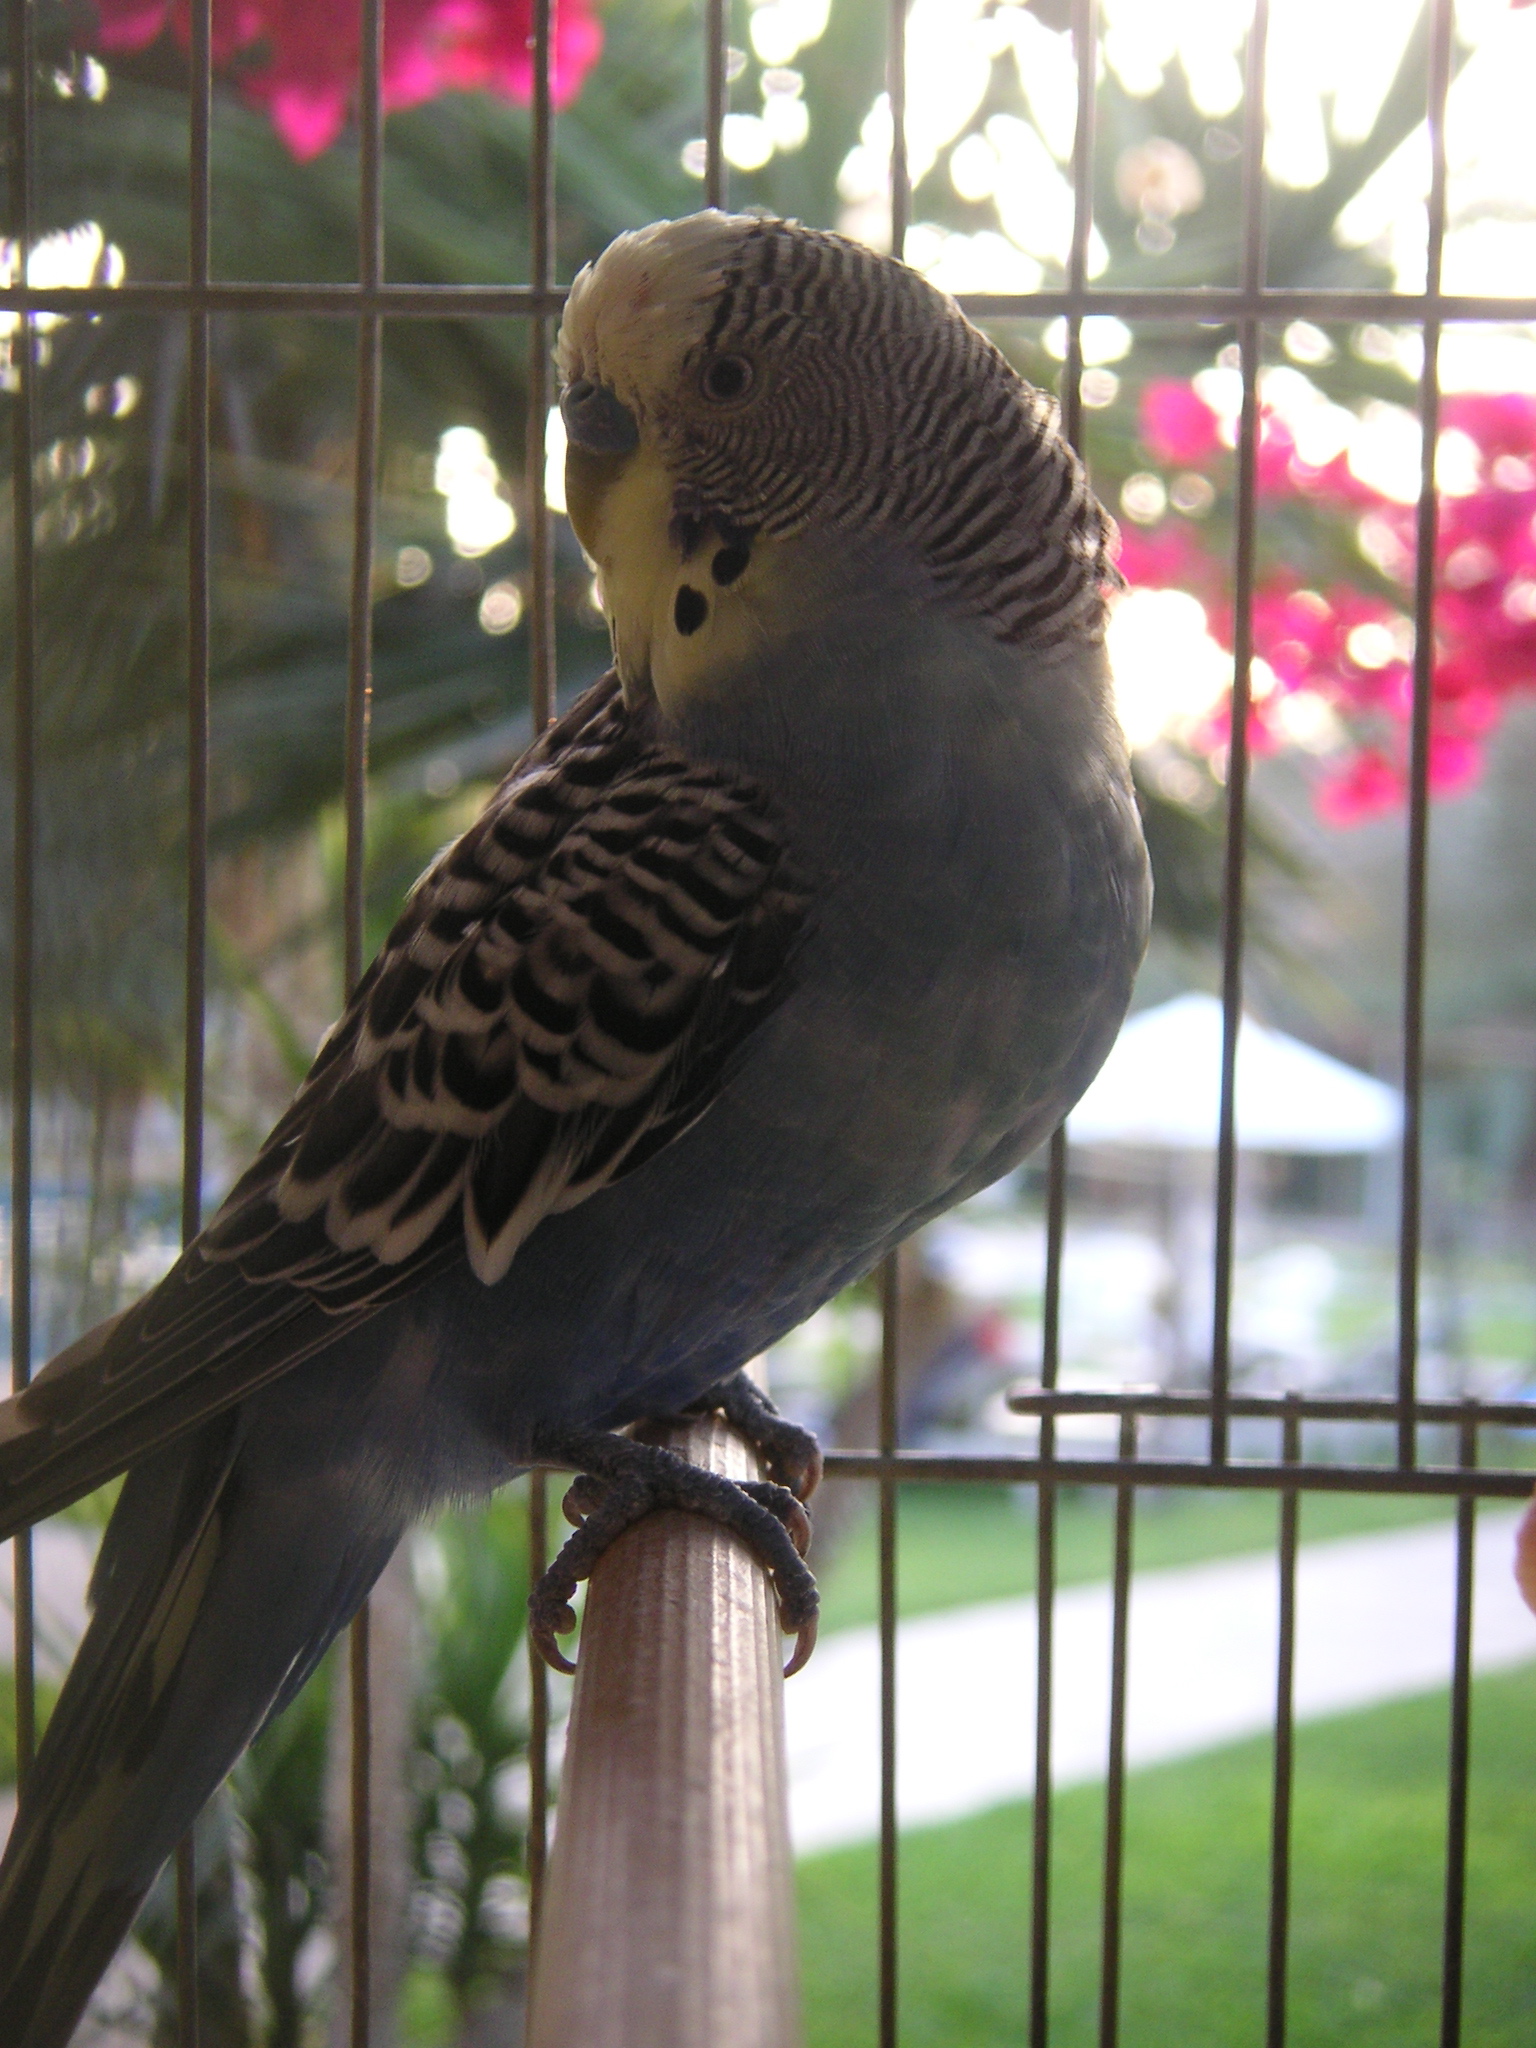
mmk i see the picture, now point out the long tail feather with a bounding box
[0,1370,408,2046]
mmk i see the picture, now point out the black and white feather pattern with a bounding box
[0,675,813,1533]
[208,672,814,1285]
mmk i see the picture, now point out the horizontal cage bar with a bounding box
[1005,1388,1536,1429]
[2,283,1536,321]
[821,1452,1535,1498]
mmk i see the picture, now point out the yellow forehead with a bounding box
[555,213,757,416]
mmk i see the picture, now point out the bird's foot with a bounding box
[684,1368,823,1503]
[528,1422,819,1679]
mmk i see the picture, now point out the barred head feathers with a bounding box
[557,212,1118,649]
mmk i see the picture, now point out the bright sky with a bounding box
[696,0,1536,336]
[866,0,1536,311]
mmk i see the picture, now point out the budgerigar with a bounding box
[0,211,1149,2039]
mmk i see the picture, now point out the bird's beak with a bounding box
[561,379,644,565]
[560,377,640,455]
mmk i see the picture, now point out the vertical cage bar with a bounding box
[344,0,383,999]
[1057,0,1094,447]
[1397,0,1454,1469]
[1209,0,1268,1466]
[525,1468,550,1953]
[174,0,214,2026]
[1438,1417,1477,2048]
[1097,1412,1136,2048]
[1029,1127,1066,2048]
[704,0,728,210]
[344,0,385,2036]
[175,1839,200,2048]
[876,20,910,2044]
[524,0,556,1968]
[525,0,555,738]
[184,0,211,1257]
[1029,1470,1055,2048]
[887,0,908,256]
[876,1251,900,2048]
[7,0,38,1792]
[1265,1401,1301,2048]
[348,1599,374,2048]
[1030,13,1096,2030]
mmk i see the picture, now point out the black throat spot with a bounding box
[674,585,708,636]
[711,543,751,586]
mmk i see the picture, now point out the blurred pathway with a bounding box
[786,1511,1535,1855]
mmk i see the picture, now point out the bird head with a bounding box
[556,212,1117,713]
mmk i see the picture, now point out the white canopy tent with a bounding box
[1067,992,1401,1155]
[1057,994,1401,1387]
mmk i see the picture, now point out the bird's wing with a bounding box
[0,674,815,1534]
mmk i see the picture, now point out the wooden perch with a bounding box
[526,1406,803,2048]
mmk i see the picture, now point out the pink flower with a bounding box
[1432,659,1505,737]
[1139,380,1222,468]
[1252,584,1339,685]
[1112,370,1536,821]
[1112,520,1200,592]
[1315,747,1403,826]
[1427,729,1483,796]
[1441,392,1536,461]
[1249,581,1413,712]
[434,0,602,101]
[88,0,603,158]
[1255,407,1296,495]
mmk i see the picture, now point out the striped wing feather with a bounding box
[0,676,812,1532]
[257,677,810,1282]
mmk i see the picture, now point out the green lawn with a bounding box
[798,1668,1536,2047]
[813,1482,1454,1634]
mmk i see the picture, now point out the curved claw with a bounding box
[561,1473,608,1528]
[758,1422,822,1503]
[528,1423,822,1683]
[530,1564,581,1672]
[783,1614,818,1678]
[531,1603,579,1675]
[740,1480,813,1557]
[690,1374,823,1502]
[781,1495,813,1557]
[790,1437,824,1502]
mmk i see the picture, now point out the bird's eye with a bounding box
[701,354,754,404]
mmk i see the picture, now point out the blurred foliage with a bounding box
[1132,748,1307,951]
[239,1659,334,2047]
[222,1490,533,2038]
[407,1489,533,2012]
[0,1677,58,1785]
[135,1797,258,2048]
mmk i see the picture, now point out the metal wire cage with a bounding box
[4,0,1536,2041]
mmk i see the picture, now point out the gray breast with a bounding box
[436,569,1148,1442]
[666,565,1149,1207]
